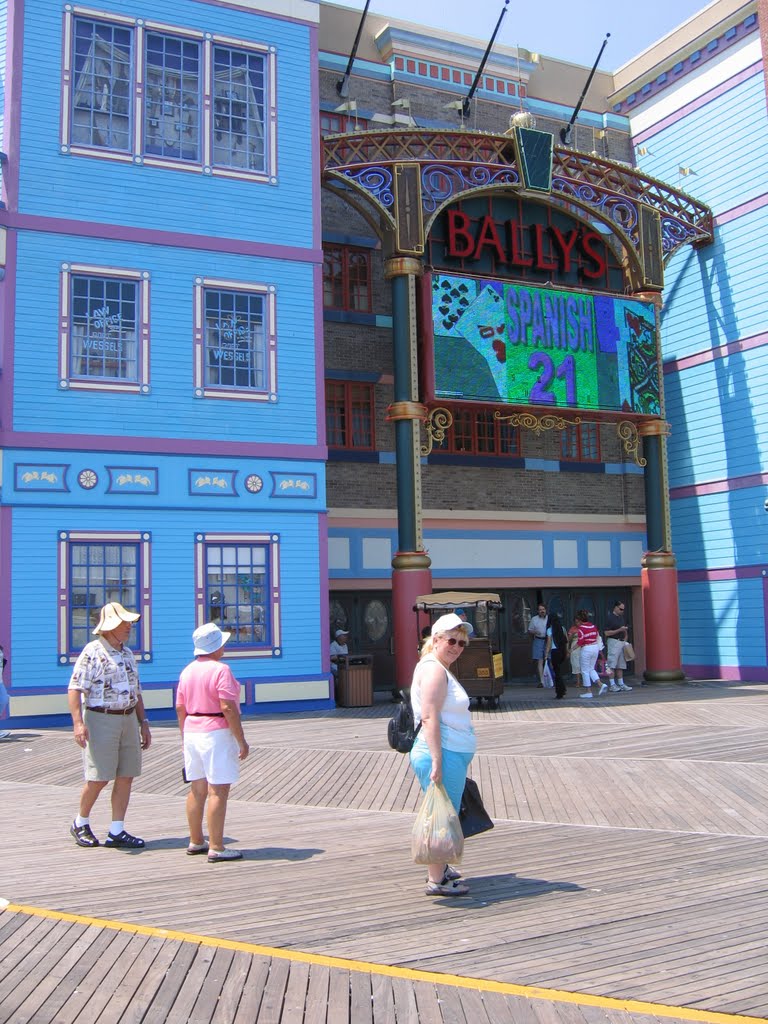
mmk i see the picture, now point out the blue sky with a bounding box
[331,0,710,69]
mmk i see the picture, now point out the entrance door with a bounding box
[329,591,395,691]
[500,589,538,679]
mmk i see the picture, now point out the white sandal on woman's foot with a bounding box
[425,878,469,896]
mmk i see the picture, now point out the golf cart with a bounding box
[414,591,505,708]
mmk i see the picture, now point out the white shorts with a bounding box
[184,728,240,785]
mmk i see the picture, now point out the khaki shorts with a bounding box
[83,709,142,781]
[606,638,627,671]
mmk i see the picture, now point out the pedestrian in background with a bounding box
[528,603,548,686]
[605,599,633,692]
[575,609,606,699]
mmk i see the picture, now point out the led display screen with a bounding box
[431,274,660,415]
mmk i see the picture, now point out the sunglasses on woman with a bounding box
[443,637,468,648]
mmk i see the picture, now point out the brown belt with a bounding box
[87,705,136,716]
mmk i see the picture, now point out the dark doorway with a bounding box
[329,591,394,691]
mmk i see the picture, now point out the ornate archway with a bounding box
[322,128,713,684]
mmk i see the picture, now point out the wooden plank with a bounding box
[163,944,217,1024]
[434,982,469,1024]
[230,955,271,1024]
[348,970,373,1024]
[303,963,331,1024]
[390,974,420,1024]
[255,954,291,1024]
[93,934,169,1024]
[189,945,237,1024]
[130,937,199,1023]
[412,982,444,1024]
[326,968,350,1024]
[280,960,311,1023]
[370,972,396,1024]
[29,924,117,1024]
[0,920,84,1023]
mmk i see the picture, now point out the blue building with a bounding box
[0,0,331,725]
[613,0,768,680]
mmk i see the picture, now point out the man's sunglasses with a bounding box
[443,637,468,648]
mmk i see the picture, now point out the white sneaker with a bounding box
[609,685,620,692]
[579,692,593,699]
[619,683,633,691]
[0,730,10,739]
[598,683,608,696]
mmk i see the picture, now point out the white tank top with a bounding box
[411,654,477,754]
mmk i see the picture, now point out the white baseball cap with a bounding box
[431,613,471,637]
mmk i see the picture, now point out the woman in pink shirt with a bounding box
[575,609,606,700]
[176,623,249,862]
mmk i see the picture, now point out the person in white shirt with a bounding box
[409,613,477,897]
[329,628,349,675]
[528,603,548,686]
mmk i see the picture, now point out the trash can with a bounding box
[335,655,374,707]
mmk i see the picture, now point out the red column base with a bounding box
[642,552,685,682]
[391,554,432,692]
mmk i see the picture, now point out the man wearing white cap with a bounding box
[176,623,249,862]
[329,628,350,675]
[68,601,150,849]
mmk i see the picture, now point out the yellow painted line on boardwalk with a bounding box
[3,903,764,1024]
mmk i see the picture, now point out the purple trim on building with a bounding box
[714,191,768,227]
[677,565,765,583]
[683,665,768,682]
[2,0,23,211]
[618,16,759,120]
[0,230,16,427]
[0,507,11,691]
[319,512,330,675]
[663,330,768,376]
[633,61,762,146]
[310,26,321,249]
[670,471,768,502]
[0,213,323,265]
[314,261,327,448]
[0,431,326,461]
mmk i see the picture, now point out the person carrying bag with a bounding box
[408,613,477,897]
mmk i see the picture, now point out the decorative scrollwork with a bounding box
[421,406,453,456]
[421,163,520,212]
[617,420,647,467]
[660,217,697,253]
[552,177,639,241]
[341,166,394,207]
[494,409,582,435]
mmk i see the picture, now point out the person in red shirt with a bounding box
[575,609,606,700]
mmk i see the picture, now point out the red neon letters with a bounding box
[445,210,607,280]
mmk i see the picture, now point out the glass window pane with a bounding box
[212,46,266,171]
[204,288,266,390]
[72,18,132,151]
[70,275,138,381]
[144,33,200,162]
[205,543,269,646]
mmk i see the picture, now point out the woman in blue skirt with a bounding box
[409,613,477,897]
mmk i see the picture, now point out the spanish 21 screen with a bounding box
[431,275,660,415]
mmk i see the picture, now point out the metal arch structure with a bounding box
[322,128,714,268]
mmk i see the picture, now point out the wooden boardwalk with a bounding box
[1,680,767,1022]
